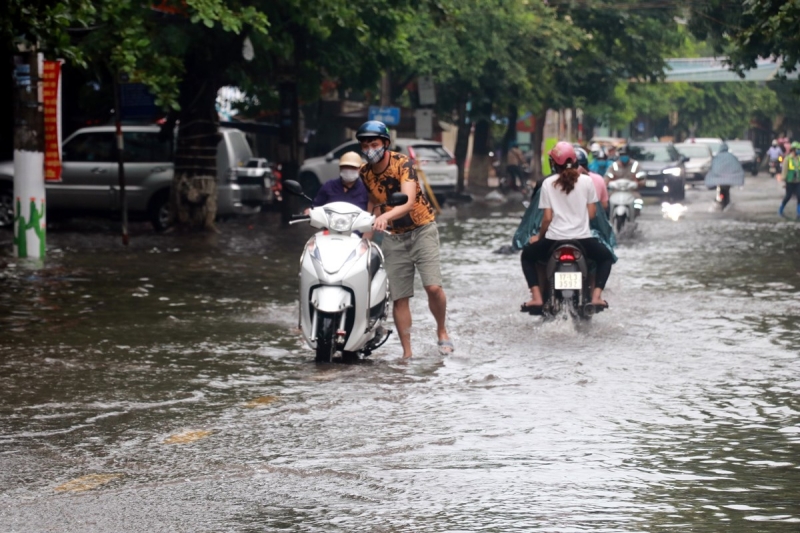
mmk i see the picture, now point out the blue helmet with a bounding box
[356,120,391,142]
[574,147,589,169]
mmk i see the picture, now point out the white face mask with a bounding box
[340,168,360,183]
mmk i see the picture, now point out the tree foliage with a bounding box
[688,0,800,73]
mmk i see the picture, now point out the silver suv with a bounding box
[0,125,273,230]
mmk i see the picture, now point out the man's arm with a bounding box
[372,181,416,233]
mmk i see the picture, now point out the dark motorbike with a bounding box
[530,241,603,320]
[715,185,731,209]
[768,156,782,178]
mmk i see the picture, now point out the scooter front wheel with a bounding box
[315,312,338,363]
[614,214,626,235]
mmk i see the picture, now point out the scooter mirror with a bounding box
[283,180,304,196]
[387,192,409,207]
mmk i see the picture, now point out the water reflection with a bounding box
[1,182,798,531]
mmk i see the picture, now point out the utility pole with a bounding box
[113,72,129,246]
[12,47,46,260]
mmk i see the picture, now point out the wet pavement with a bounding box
[1,176,798,531]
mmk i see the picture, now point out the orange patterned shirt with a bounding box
[360,151,435,234]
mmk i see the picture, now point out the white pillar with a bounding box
[13,150,46,259]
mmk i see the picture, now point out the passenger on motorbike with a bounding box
[576,147,609,210]
[520,142,614,312]
[588,143,610,176]
[305,151,368,214]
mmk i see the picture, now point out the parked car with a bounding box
[0,125,271,231]
[298,138,457,203]
[393,138,457,201]
[726,140,760,175]
[627,141,686,201]
[676,142,713,181]
[684,137,724,156]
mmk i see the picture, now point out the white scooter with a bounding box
[284,180,407,363]
[607,178,643,236]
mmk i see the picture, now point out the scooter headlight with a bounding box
[325,210,358,232]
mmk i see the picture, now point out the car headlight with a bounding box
[324,210,358,232]
[663,167,682,177]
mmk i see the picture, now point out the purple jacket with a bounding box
[312,178,369,211]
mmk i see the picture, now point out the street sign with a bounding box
[368,106,400,126]
[415,109,433,139]
[418,76,436,106]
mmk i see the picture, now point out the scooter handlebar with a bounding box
[289,214,310,225]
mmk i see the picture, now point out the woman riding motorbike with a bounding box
[520,142,614,313]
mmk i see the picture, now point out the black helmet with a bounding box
[575,147,589,169]
[356,120,391,142]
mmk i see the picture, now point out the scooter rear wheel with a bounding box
[315,312,338,363]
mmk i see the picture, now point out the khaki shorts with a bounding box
[381,222,443,301]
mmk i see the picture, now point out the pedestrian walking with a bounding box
[506,142,526,190]
[356,120,453,358]
[779,143,800,218]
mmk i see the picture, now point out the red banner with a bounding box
[42,61,62,182]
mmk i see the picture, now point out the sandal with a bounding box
[520,303,544,315]
[437,339,455,355]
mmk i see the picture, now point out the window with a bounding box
[62,133,116,163]
[677,145,712,158]
[123,132,172,163]
[409,144,451,162]
[629,145,678,163]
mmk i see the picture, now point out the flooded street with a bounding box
[1,177,798,531]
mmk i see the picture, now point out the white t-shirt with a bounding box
[538,173,598,240]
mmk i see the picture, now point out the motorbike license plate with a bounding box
[645,179,657,188]
[554,272,582,290]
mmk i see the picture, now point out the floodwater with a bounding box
[1,177,798,532]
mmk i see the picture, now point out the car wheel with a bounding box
[0,187,13,229]
[148,190,171,232]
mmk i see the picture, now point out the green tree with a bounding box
[398,0,570,191]
[688,0,800,73]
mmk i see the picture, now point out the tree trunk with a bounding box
[171,73,221,232]
[531,108,547,182]
[454,96,470,194]
[467,100,493,194]
[500,104,518,174]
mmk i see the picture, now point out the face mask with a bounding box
[620,156,630,164]
[363,146,385,164]
[340,169,359,183]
